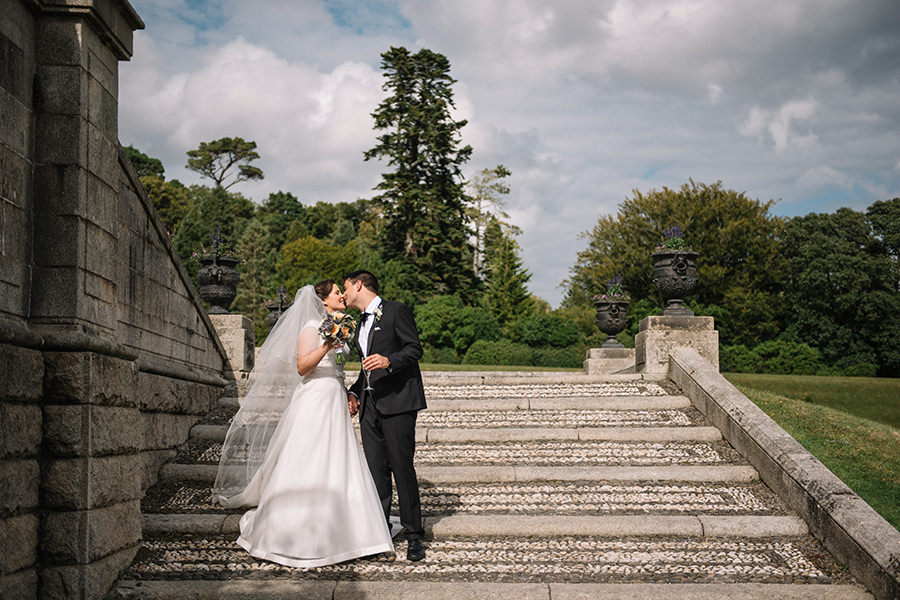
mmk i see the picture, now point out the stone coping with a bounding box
[141,513,808,537]
[159,464,758,485]
[668,347,900,600]
[114,580,873,599]
[416,372,667,384]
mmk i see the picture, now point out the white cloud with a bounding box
[797,166,852,190]
[120,0,900,306]
[739,100,818,153]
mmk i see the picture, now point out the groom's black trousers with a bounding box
[359,403,424,541]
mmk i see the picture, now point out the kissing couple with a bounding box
[212,270,427,566]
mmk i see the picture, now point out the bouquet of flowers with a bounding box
[319,312,357,345]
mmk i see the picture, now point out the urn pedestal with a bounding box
[583,347,636,375]
[209,314,255,380]
[635,315,719,376]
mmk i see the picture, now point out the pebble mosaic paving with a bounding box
[413,440,732,466]
[126,535,848,584]
[425,382,669,399]
[419,409,696,428]
[185,439,734,466]
[145,481,784,516]
[207,406,699,428]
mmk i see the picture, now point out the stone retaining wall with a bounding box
[668,347,900,600]
[0,1,231,598]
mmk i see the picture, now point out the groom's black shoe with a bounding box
[407,538,426,562]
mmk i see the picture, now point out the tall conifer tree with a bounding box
[365,46,477,300]
[482,218,533,325]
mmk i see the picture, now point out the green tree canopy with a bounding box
[365,46,477,301]
[781,207,900,376]
[481,218,533,326]
[276,235,360,292]
[564,180,785,346]
[186,137,264,189]
[172,185,256,278]
[258,191,306,249]
[140,176,190,236]
[124,144,165,178]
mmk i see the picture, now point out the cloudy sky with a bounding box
[119,0,900,307]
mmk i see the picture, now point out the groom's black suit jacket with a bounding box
[349,299,427,417]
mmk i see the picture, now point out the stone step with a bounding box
[116,533,858,588]
[173,437,737,470]
[215,395,693,414]
[112,580,873,600]
[158,463,759,485]
[142,513,809,537]
[143,480,786,516]
[189,423,720,444]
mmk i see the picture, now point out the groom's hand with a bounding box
[348,393,359,417]
[362,353,390,372]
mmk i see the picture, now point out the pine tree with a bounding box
[481,218,533,326]
[232,218,273,342]
[365,46,477,301]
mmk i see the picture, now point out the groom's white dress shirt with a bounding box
[358,296,382,357]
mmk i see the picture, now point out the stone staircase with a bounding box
[112,373,872,599]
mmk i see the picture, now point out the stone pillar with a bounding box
[24,2,144,599]
[0,341,44,600]
[635,315,719,376]
[583,347,635,375]
[39,351,143,600]
[209,314,255,380]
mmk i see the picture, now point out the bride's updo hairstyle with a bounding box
[314,279,336,300]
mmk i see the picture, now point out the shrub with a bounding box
[421,345,460,365]
[754,340,825,375]
[720,344,760,373]
[416,295,501,354]
[532,346,584,368]
[462,340,533,366]
[838,362,878,377]
[514,314,579,348]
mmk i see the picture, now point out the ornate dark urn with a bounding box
[264,288,292,328]
[197,255,240,314]
[263,301,283,328]
[651,250,699,316]
[594,298,629,348]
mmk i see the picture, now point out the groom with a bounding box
[343,270,427,562]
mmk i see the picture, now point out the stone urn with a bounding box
[197,256,240,314]
[594,298,629,348]
[651,250,699,316]
[264,300,292,328]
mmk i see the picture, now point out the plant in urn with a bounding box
[592,275,630,348]
[652,225,698,316]
[195,226,241,314]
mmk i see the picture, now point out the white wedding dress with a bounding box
[222,321,394,568]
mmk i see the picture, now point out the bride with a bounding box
[212,280,395,567]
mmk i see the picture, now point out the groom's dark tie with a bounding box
[359,312,370,325]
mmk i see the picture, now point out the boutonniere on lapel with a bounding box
[373,305,383,324]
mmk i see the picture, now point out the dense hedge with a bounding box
[721,340,877,376]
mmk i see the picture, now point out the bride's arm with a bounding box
[296,326,339,375]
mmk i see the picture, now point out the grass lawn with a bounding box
[724,373,900,530]
[724,372,900,429]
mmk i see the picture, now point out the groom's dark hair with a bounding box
[343,270,379,294]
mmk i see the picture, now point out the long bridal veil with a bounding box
[212,285,325,504]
